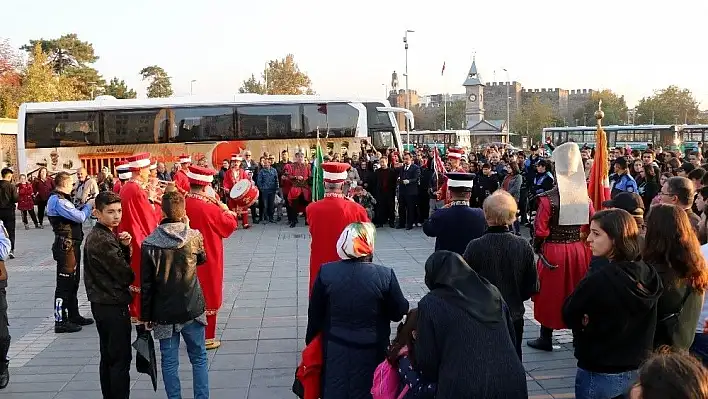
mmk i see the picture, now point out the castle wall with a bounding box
[567,89,595,124]
[483,82,522,121]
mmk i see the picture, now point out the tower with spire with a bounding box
[463,56,485,126]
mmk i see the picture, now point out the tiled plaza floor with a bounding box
[2,214,578,398]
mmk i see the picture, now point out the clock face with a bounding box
[468,94,477,102]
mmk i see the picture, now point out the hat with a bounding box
[322,162,349,184]
[336,222,376,260]
[149,160,157,170]
[446,172,474,192]
[178,154,192,164]
[115,160,129,172]
[530,144,539,151]
[186,165,216,186]
[231,153,243,162]
[602,192,644,216]
[552,142,590,226]
[447,147,464,160]
[127,153,151,171]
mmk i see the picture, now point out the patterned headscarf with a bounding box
[336,222,376,260]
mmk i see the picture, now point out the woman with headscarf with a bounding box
[305,222,409,399]
[415,251,527,399]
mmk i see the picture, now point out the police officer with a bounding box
[0,220,11,389]
[609,157,638,198]
[423,172,487,256]
[46,172,94,333]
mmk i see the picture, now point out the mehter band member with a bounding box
[306,162,369,293]
[436,147,466,205]
[528,143,594,351]
[222,154,251,229]
[172,154,192,194]
[424,172,487,256]
[185,165,238,350]
[47,171,94,333]
[113,160,131,195]
[284,151,312,228]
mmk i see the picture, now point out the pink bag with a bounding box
[371,347,410,399]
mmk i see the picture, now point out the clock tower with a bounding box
[463,57,485,127]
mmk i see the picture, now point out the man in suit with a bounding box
[396,153,420,230]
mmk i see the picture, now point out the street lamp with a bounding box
[190,79,196,95]
[403,29,414,146]
[502,68,510,144]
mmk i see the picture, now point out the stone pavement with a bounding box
[2,216,578,398]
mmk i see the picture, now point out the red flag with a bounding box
[441,62,446,76]
[588,126,611,211]
[432,148,447,189]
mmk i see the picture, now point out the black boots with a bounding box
[0,336,10,389]
[527,326,553,351]
[69,315,94,326]
[55,320,82,334]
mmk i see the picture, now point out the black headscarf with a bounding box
[424,251,504,324]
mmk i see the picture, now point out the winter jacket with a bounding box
[16,182,35,211]
[140,220,207,325]
[32,177,54,202]
[83,223,134,305]
[255,166,279,192]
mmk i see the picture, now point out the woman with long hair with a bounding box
[638,164,661,209]
[31,167,53,227]
[501,162,523,235]
[643,204,708,350]
[563,209,663,399]
[628,347,708,399]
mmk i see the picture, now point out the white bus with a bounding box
[17,95,413,176]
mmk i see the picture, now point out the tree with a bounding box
[21,34,103,99]
[239,54,314,95]
[103,77,137,99]
[0,38,22,118]
[140,65,172,98]
[434,100,466,130]
[635,85,700,125]
[574,90,628,126]
[512,97,559,142]
[18,43,80,106]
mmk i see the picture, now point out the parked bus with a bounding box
[402,130,471,153]
[677,125,708,151]
[17,95,412,177]
[543,124,679,150]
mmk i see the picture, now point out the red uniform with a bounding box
[113,179,122,194]
[222,167,251,226]
[118,180,159,320]
[172,169,190,194]
[437,165,466,204]
[306,195,369,293]
[284,163,312,212]
[185,193,238,340]
[532,189,593,329]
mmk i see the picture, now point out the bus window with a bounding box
[303,104,358,138]
[371,130,394,150]
[363,102,393,128]
[169,106,234,142]
[25,111,99,148]
[237,104,302,139]
[103,108,164,145]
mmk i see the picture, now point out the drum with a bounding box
[230,179,259,208]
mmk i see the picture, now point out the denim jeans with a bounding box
[159,321,209,399]
[690,333,708,367]
[575,367,638,399]
[259,191,276,221]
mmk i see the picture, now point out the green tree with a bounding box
[635,85,700,125]
[512,97,558,142]
[104,77,137,99]
[574,90,628,126]
[434,100,466,130]
[140,65,172,98]
[239,54,314,95]
[19,43,80,105]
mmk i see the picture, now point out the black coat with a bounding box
[83,223,134,305]
[306,260,409,399]
[423,205,487,256]
[397,164,421,197]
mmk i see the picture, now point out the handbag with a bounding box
[656,285,692,345]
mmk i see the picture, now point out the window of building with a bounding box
[237,104,302,139]
[303,103,358,138]
[25,111,99,148]
[168,107,234,142]
[103,108,164,145]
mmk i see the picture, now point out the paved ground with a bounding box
[2,215,578,398]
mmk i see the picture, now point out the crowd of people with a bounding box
[0,139,708,398]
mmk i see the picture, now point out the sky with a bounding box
[3,0,707,108]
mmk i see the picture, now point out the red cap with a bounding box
[447,147,464,159]
[322,162,350,183]
[126,152,151,171]
[178,154,192,163]
[186,165,216,186]
[114,160,129,171]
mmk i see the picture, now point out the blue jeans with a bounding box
[691,333,708,368]
[159,321,209,399]
[575,367,637,399]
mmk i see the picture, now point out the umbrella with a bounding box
[132,328,158,391]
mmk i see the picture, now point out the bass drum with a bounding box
[230,179,259,208]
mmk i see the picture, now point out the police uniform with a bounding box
[609,172,638,198]
[423,173,487,256]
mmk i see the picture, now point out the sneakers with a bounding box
[69,315,94,326]
[55,321,82,334]
[6,252,13,260]
[0,360,8,389]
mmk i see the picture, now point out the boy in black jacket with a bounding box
[83,191,134,399]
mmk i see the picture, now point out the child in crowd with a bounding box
[351,186,377,221]
[386,309,436,399]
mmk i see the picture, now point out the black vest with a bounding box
[48,191,84,241]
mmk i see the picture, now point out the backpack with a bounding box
[371,348,410,399]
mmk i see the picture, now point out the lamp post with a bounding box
[503,68,510,144]
[403,29,414,146]
[190,79,196,95]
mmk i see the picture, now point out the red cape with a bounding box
[306,196,369,293]
[118,181,158,319]
[185,194,238,314]
[297,334,323,399]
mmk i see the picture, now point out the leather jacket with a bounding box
[140,220,206,324]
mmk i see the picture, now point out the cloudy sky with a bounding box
[4,0,707,107]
